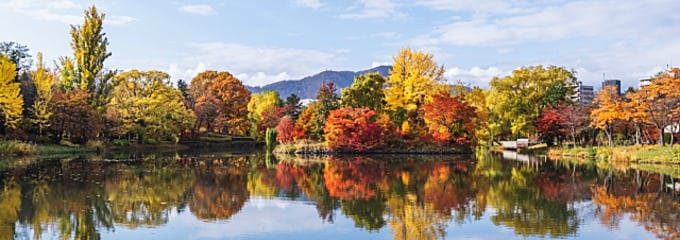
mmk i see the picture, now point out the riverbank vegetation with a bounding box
[0,5,678,158]
[549,145,680,164]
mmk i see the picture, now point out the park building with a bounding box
[639,78,652,87]
[572,81,595,105]
[602,79,621,95]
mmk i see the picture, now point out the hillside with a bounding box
[247,66,391,99]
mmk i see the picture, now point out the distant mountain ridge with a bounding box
[247,66,392,99]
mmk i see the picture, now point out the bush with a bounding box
[86,140,105,151]
[143,138,160,145]
[112,139,131,146]
[0,141,37,156]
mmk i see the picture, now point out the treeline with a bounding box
[1,6,678,150]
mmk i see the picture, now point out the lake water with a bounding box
[0,149,678,240]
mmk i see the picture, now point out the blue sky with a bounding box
[1,0,679,88]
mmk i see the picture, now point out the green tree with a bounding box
[488,66,576,138]
[313,82,340,140]
[31,52,57,135]
[0,42,32,80]
[283,94,302,120]
[341,72,386,112]
[0,55,23,132]
[107,70,195,143]
[68,5,114,108]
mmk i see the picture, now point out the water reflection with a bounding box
[0,151,678,239]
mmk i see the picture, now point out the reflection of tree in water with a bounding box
[486,165,580,238]
[424,163,478,222]
[323,157,383,200]
[187,157,249,220]
[592,172,680,240]
[0,178,21,238]
[387,193,449,240]
[105,162,195,228]
[275,161,340,223]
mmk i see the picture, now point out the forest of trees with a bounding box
[1,6,679,151]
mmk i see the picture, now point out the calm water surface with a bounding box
[0,150,679,240]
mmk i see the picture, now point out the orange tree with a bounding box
[189,71,250,135]
[421,93,477,145]
[590,86,628,146]
[627,68,680,145]
[324,107,384,151]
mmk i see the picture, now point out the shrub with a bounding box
[112,139,131,146]
[0,141,37,156]
[324,107,384,152]
[143,138,160,145]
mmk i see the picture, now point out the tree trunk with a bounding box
[571,127,577,148]
[659,127,664,146]
[635,124,641,145]
[605,125,613,147]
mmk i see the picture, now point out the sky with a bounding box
[1,0,679,89]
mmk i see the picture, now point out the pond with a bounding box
[0,149,679,240]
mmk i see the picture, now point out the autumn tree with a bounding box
[247,91,281,139]
[0,42,32,80]
[49,90,100,143]
[559,104,589,147]
[421,93,477,145]
[341,72,386,112]
[465,87,498,145]
[488,66,576,138]
[294,101,320,140]
[535,106,565,146]
[67,5,114,108]
[107,70,195,143]
[312,82,340,140]
[275,115,296,143]
[189,71,250,135]
[0,55,23,133]
[384,48,447,130]
[31,53,57,135]
[627,68,680,145]
[324,107,384,151]
[590,86,627,146]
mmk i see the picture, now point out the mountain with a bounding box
[247,66,391,99]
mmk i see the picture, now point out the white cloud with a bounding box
[47,0,80,10]
[236,72,292,86]
[293,0,323,9]
[338,0,403,19]
[415,0,529,15]
[178,4,217,16]
[2,0,135,25]
[371,61,390,68]
[413,0,680,46]
[444,66,506,86]
[106,15,136,25]
[164,42,335,86]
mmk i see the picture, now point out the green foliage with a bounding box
[341,73,386,112]
[106,70,196,143]
[265,128,277,152]
[112,139,131,146]
[0,141,36,156]
[488,65,576,137]
[0,41,32,75]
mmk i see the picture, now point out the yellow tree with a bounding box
[0,55,23,132]
[31,52,57,135]
[590,86,627,146]
[384,48,447,130]
[107,70,195,142]
[247,91,281,139]
[628,68,680,145]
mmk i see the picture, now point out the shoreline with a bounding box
[548,145,680,164]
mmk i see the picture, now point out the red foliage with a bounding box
[259,107,286,132]
[324,107,385,151]
[535,106,564,141]
[275,115,296,143]
[421,93,477,145]
[323,157,383,200]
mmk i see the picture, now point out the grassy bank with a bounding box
[273,140,472,155]
[0,140,101,156]
[549,145,680,164]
